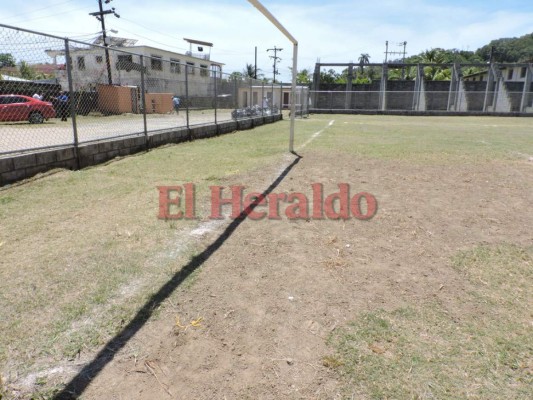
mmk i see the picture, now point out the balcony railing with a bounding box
[185,51,210,61]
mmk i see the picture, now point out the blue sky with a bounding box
[1,0,532,81]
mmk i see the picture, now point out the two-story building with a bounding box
[45,37,224,96]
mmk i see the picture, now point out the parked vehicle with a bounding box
[0,95,56,124]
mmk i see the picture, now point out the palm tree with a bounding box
[358,53,370,73]
[243,63,255,78]
[421,48,450,80]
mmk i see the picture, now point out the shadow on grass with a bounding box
[53,152,302,399]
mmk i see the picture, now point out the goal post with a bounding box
[247,0,298,152]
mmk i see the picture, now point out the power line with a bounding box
[111,25,189,53]
[8,4,93,25]
[4,0,78,20]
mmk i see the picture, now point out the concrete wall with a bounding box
[505,82,530,112]
[0,113,282,187]
[424,81,451,110]
[385,81,416,110]
[351,82,381,109]
[463,81,487,111]
[312,74,533,114]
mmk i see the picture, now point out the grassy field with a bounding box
[0,118,291,369]
[0,114,532,399]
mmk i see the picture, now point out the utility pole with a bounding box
[254,46,257,79]
[384,40,408,79]
[89,0,120,85]
[267,46,282,83]
[384,40,407,63]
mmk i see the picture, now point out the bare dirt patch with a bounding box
[76,149,532,399]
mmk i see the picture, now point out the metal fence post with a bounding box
[139,55,148,147]
[279,82,283,111]
[249,78,253,108]
[261,81,264,116]
[300,86,304,117]
[234,76,238,109]
[64,39,80,169]
[214,68,218,126]
[185,65,190,133]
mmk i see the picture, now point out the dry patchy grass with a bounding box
[328,244,533,399]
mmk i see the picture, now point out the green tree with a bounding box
[0,53,16,67]
[476,33,533,62]
[296,68,311,84]
[229,71,244,80]
[242,63,265,80]
[19,61,36,80]
[243,63,255,78]
[358,53,370,73]
[319,68,340,84]
[418,48,450,80]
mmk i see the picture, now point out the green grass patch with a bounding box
[308,115,533,163]
[328,244,532,399]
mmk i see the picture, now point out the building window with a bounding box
[116,54,133,70]
[186,62,195,75]
[520,67,527,78]
[200,64,208,77]
[96,55,103,64]
[151,55,163,71]
[118,54,132,63]
[77,56,85,70]
[507,69,513,80]
[210,65,220,78]
[170,58,181,74]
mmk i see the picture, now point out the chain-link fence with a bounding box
[0,24,284,157]
[293,85,310,117]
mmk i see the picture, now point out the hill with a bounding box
[476,32,533,62]
[403,32,533,64]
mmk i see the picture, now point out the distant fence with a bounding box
[0,23,290,159]
[310,62,533,114]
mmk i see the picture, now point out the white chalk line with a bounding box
[298,119,335,150]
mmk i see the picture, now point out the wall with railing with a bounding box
[310,62,533,115]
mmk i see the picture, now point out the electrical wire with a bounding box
[8,5,93,25]
[115,17,253,58]
[3,0,78,20]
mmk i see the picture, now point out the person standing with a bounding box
[172,95,181,115]
[57,91,69,121]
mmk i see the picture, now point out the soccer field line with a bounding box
[298,119,335,150]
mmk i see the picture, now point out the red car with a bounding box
[0,94,56,124]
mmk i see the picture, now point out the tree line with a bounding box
[300,32,533,84]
